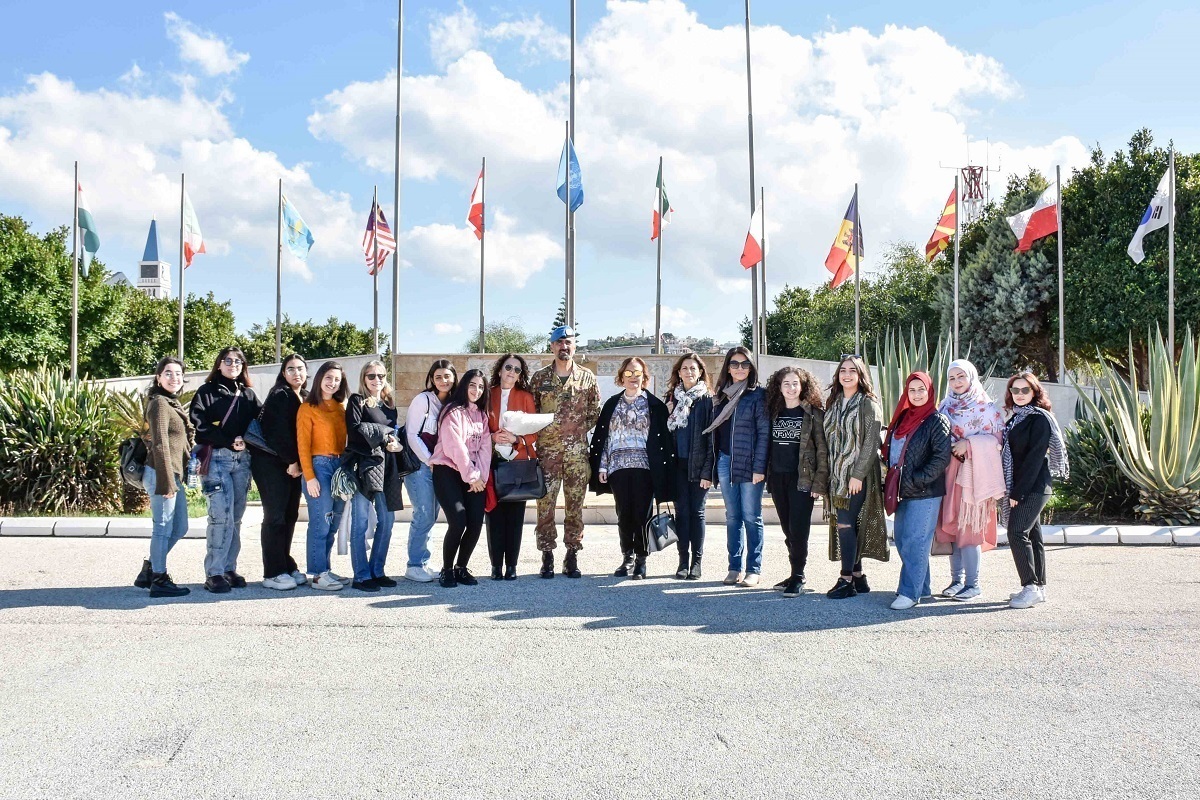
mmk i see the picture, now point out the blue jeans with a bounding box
[717,452,765,574]
[143,464,188,573]
[403,463,439,568]
[202,448,252,577]
[303,455,345,576]
[950,542,982,587]
[350,490,395,581]
[893,496,941,601]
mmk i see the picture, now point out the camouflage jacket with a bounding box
[530,361,601,448]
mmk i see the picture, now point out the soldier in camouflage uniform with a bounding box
[530,326,600,579]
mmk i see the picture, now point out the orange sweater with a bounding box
[296,399,347,480]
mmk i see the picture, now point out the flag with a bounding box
[281,194,314,262]
[925,187,957,262]
[739,205,768,268]
[182,190,206,268]
[76,182,100,277]
[1006,183,1058,252]
[825,191,863,288]
[651,163,672,240]
[557,137,584,212]
[467,170,484,240]
[1128,168,1173,264]
[361,199,396,275]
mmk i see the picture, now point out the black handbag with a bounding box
[493,438,547,502]
[394,425,422,478]
[645,502,678,552]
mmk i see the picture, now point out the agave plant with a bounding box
[873,327,955,413]
[1076,327,1200,525]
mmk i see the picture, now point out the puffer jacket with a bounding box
[892,411,953,500]
[713,386,769,485]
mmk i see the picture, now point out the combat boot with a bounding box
[562,550,581,579]
[540,551,555,579]
[613,550,635,577]
[134,559,152,589]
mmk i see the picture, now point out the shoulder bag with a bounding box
[883,435,910,516]
[645,502,678,552]
[493,436,547,502]
[191,388,240,476]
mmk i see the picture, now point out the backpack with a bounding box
[119,436,148,491]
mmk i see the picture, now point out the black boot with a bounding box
[150,572,189,597]
[491,565,503,581]
[675,547,689,579]
[540,551,555,579]
[632,556,648,580]
[562,550,581,578]
[134,559,153,589]
[613,550,635,577]
[687,554,702,581]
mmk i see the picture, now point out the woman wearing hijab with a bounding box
[883,372,952,610]
[934,360,1006,601]
[1002,372,1069,609]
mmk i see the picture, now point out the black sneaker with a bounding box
[773,577,789,591]
[351,579,380,592]
[205,574,231,594]
[372,575,398,588]
[852,574,870,594]
[134,559,153,589]
[149,572,190,598]
[826,577,857,599]
[782,577,804,598]
[224,571,248,589]
[439,569,458,588]
[455,566,478,586]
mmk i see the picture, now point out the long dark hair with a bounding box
[489,353,531,392]
[424,359,458,393]
[825,355,877,410]
[663,352,710,401]
[439,368,490,426]
[1005,371,1052,411]
[273,353,308,396]
[148,356,185,394]
[204,346,252,388]
[714,346,758,396]
[766,366,823,418]
[306,360,348,406]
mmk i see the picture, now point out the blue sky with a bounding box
[2,1,1194,355]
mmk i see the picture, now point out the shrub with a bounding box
[1059,411,1142,520]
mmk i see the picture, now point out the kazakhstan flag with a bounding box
[281,194,315,261]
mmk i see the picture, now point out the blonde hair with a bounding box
[358,360,394,407]
[614,357,651,389]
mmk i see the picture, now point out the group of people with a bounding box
[133,327,1067,612]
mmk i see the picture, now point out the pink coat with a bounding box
[429,405,493,484]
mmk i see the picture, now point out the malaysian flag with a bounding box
[362,199,396,275]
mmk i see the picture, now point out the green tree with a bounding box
[464,320,545,354]
[238,315,386,365]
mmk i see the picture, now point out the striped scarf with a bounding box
[824,391,864,503]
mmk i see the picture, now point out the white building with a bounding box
[137,219,171,299]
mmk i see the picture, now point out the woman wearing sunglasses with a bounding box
[486,354,538,580]
[1002,372,1068,609]
[703,347,769,586]
[190,346,261,594]
[589,357,675,579]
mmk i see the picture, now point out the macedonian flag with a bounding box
[925,188,957,262]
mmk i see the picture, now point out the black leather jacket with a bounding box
[889,412,952,500]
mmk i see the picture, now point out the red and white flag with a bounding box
[361,199,396,275]
[1006,183,1058,252]
[739,205,768,269]
[651,163,672,240]
[182,190,206,268]
[467,170,484,240]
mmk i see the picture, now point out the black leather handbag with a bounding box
[645,502,678,552]
[493,438,547,502]
[393,425,422,478]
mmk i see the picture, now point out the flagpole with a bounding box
[70,161,79,384]
[276,179,283,363]
[760,186,767,356]
[563,121,570,327]
[373,184,380,354]
[853,183,861,354]
[567,0,577,329]
[1168,146,1176,353]
[654,156,663,355]
[178,173,186,362]
[1056,165,1065,381]
[744,0,759,361]
[953,173,960,359]
[479,156,486,354]
[391,0,404,358]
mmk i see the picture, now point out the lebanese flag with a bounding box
[651,163,672,240]
[739,205,768,269]
[1006,183,1058,252]
[467,170,484,240]
[182,189,206,268]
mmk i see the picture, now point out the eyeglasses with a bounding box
[728,360,752,369]
[1010,386,1033,396]
[161,371,184,379]
[840,354,861,361]
[502,364,522,373]
[284,366,305,374]
[222,357,244,367]
[622,369,644,378]
[366,373,387,381]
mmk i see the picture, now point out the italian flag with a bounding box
[182,189,206,267]
[651,163,672,240]
[76,182,100,275]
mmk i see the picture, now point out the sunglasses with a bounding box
[728,360,752,369]
[622,369,644,378]
[840,354,862,361]
[222,357,244,367]
[366,373,387,381]
[502,364,522,373]
[1010,386,1033,396]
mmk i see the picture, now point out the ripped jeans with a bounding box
[303,455,346,576]
[202,448,252,578]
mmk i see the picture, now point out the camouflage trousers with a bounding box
[535,441,591,552]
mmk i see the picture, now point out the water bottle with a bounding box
[187,455,200,489]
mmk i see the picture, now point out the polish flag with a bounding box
[467,170,484,240]
[739,205,768,269]
[1006,183,1058,252]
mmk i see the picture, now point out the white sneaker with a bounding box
[328,571,351,585]
[952,585,981,601]
[739,573,761,587]
[290,570,308,586]
[942,581,966,598]
[1037,585,1047,603]
[262,573,298,591]
[1009,584,1040,609]
[404,565,435,583]
[723,571,743,585]
[310,571,344,591]
[890,595,917,610]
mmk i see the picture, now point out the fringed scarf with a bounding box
[824,391,864,505]
[668,381,709,431]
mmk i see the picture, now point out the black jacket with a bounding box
[668,393,716,484]
[1005,412,1053,501]
[190,376,261,450]
[345,394,404,510]
[253,384,303,465]
[588,392,676,503]
[888,411,952,500]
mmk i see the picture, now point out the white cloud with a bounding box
[119,63,145,85]
[164,12,250,76]
[433,322,464,335]
[428,4,568,68]
[486,14,570,61]
[428,3,482,69]
[402,209,562,289]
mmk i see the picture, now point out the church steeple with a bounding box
[137,218,171,299]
